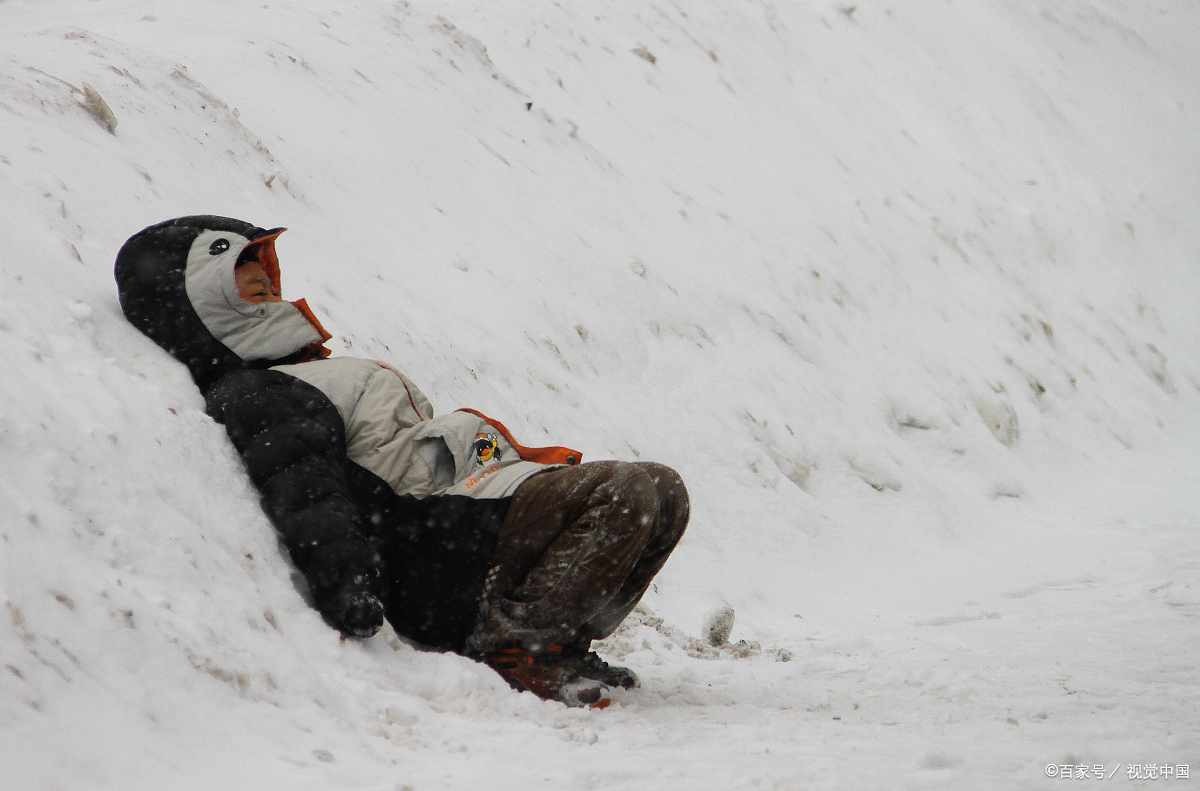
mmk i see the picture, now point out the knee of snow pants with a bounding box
[464,460,689,655]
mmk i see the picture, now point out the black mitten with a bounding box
[325,584,384,639]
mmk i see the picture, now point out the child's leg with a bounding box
[576,462,690,642]
[465,460,686,655]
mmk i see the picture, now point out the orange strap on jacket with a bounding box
[290,297,332,360]
[456,408,581,466]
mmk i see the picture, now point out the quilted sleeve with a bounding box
[204,368,384,638]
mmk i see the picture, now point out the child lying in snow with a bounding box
[115,215,689,707]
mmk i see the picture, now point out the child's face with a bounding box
[235,260,282,304]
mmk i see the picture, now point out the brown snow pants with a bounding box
[464,460,689,655]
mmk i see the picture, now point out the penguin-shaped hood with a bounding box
[115,215,331,389]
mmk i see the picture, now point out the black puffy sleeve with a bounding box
[204,368,384,638]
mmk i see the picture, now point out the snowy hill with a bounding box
[2,1,1198,788]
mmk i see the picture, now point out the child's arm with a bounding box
[205,368,384,638]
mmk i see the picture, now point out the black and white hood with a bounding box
[115,215,329,389]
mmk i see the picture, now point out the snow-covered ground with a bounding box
[2,1,1198,788]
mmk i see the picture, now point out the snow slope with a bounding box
[2,1,1198,788]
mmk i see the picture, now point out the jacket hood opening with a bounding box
[237,228,286,295]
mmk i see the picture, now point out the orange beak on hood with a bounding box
[239,228,287,295]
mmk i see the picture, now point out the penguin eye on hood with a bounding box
[209,238,230,255]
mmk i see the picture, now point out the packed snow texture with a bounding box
[1,1,1198,789]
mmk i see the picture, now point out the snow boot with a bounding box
[565,647,640,690]
[483,646,611,708]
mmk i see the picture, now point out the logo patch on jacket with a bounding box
[472,433,502,464]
